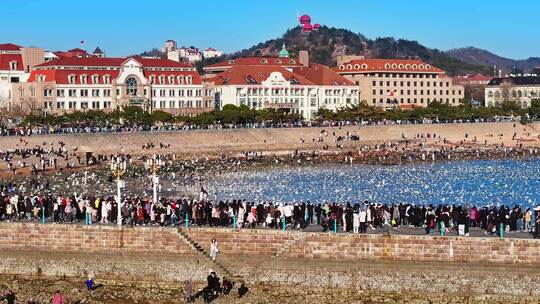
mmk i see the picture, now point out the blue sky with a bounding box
[0,0,537,59]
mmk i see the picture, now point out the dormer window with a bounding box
[260,59,268,64]
[178,76,184,84]
[9,61,17,70]
[159,75,165,84]
[36,75,46,82]
[80,74,88,84]
[92,75,99,84]
[245,75,257,84]
[168,76,174,84]
[228,60,235,64]
[275,59,282,64]
[186,76,192,84]
[289,77,299,85]
[149,75,155,84]
[68,74,76,84]
[103,74,110,84]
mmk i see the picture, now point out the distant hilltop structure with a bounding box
[299,14,321,33]
[164,40,223,63]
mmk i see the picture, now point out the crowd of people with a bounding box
[0,116,521,138]
[1,184,539,238]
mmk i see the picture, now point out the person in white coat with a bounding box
[209,238,218,260]
[353,212,360,234]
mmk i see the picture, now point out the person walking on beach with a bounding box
[184,280,193,303]
[51,290,65,304]
[210,238,218,260]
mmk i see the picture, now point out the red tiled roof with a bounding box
[144,70,202,85]
[37,57,125,67]
[205,57,302,69]
[213,65,315,86]
[335,59,444,73]
[136,58,193,68]
[0,54,23,71]
[28,69,120,84]
[36,56,193,68]
[292,63,354,86]
[0,43,22,51]
[28,64,199,85]
[453,73,492,84]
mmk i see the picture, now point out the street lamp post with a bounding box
[145,154,163,204]
[110,157,127,227]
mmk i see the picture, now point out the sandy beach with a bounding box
[1,122,539,157]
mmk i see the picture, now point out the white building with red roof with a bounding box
[209,54,358,120]
[11,56,213,115]
[335,58,464,108]
[453,73,492,86]
[0,43,44,109]
[203,48,224,59]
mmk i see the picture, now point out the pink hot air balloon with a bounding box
[302,23,313,32]
[313,23,321,30]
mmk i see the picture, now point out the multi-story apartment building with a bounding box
[0,43,44,109]
[335,59,464,108]
[210,61,359,120]
[485,76,540,108]
[11,56,213,116]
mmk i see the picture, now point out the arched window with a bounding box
[126,77,138,96]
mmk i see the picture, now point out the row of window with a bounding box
[56,74,195,85]
[373,80,451,87]
[43,101,112,110]
[358,73,438,79]
[372,89,462,96]
[152,100,213,108]
[372,97,459,105]
[487,90,539,98]
[34,88,204,98]
[42,100,211,110]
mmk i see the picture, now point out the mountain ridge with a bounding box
[144,26,539,76]
[445,47,540,75]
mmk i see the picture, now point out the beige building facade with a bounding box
[335,59,464,109]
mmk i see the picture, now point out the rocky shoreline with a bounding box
[1,275,539,304]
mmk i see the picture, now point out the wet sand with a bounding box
[1,122,540,179]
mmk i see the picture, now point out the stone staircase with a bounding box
[176,228,245,285]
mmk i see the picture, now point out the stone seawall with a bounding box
[0,223,192,255]
[1,223,540,300]
[1,223,539,264]
[185,228,540,264]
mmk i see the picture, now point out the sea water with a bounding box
[205,158,540,207]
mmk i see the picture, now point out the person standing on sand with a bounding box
[210,238,218,260]
[51,290,64,304]
[0,290,16,304]
[184,280,193,303]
